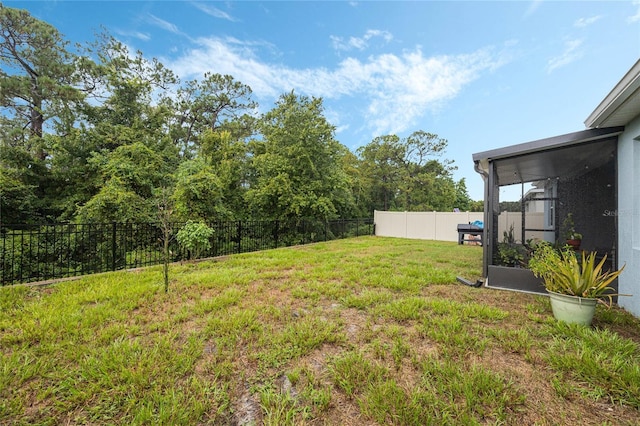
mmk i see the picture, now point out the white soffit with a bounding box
[585,59,640,128]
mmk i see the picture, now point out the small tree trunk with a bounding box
[163,229,170,292]
[156,187,174,293]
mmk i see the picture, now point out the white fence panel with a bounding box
[374,210,483,242]
[374,210,548,243]
[406,212,436,240]
[373,211,408,238]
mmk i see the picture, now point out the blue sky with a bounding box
[7,1,640,200]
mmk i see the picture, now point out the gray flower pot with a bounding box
[547,291,598,326]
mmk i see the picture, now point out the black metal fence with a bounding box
[0,218,374,286]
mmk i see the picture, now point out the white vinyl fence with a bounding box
[373,210,546,243]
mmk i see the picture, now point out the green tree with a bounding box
[0,5,84,151]
[169,73,257,159]
[172,158,227,222]
[72,37,181,222]
[357,131,457,213]
[247,92,354,221]
[45,127,104,220]
[397,131,456,211]
[453,178,475,211]
[165,72,257,221]
[76,142,170,223]
[0,164,36,224]
[356,135,404,212]
[338,147,369,218]
[76,181,153,224]
[200,129,252,219]
[469,200,485,212]
[0,5,86,222]
[176,220,214,260]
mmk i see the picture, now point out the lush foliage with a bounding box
[495,225,527,267]
[247,92,355,221]
[176,220,215,260]
[529,243,625,303]
[356,131,469,212]
[0,6,477,226]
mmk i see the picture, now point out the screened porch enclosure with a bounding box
[473,127,623,294]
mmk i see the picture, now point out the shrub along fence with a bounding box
[0,218,373,286]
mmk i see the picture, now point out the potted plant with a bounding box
[562,213,582,250]
[495,225,526,267]
[528,242,626,325]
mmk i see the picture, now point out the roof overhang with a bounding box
[585,59,640,128]
[473,127,624,186]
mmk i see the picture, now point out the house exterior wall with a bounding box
[618,116,640,317]
[523,189,545,213]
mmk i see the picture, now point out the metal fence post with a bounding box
[236,221,242,253]
[111,222,117,271]
[274,220,279,248]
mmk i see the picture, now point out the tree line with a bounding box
[0,5,482,226]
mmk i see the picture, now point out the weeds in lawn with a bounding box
[329,350,388,397]
[341,288,394,310]
[486,327,534,355]
[258,385,301,425]
[255,315,344,372]
[1,237,639,425]
[544,322,640,408]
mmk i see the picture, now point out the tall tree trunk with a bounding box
[30,81,45,160]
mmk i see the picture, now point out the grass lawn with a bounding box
[1,236,640,425]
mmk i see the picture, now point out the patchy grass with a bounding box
[1,236,640,425]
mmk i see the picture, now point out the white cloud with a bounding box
[166,37,283,96]
[524,0,543,18]
[190,2,237,22]
[147,14,184,36]
[357,49,503,135]
[628,0,640,23]
[574,15,602,28]
[166,37,507,137]
[547,39,584,73]
[330,29,393,51]
[114,30,151,41]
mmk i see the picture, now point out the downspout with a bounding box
[474,160,491,278]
